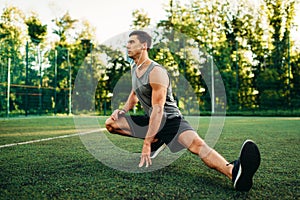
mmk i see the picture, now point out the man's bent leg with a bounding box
[178,130,233,179]
[106,116,167,158]
[105,116,133,136]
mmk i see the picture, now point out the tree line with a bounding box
[0,0,299,116]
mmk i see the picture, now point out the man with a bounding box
[105,30,260,191]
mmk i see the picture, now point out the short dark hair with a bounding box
[129,30,152,50]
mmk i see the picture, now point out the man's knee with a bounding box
[179,131,207,154]
[188,137,211,157]
[105,118,115,133]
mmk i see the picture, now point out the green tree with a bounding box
[51,12,78,113]
[52,12,78,45]
[248,3,269,110]
[50,12,100,114]
[101,45,131,113]
[290,53,300,111]
[26,14,47,114]
[0,6,26,114]
[26,15,47,45]
[157,0,299,113]
[158,0,238,111]
[281,1,296,109]
[131,9,151,29]
[257,0,297,110]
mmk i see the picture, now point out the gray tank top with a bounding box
[132,61,182,119]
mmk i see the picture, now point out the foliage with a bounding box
[131,9,151,29]
[52,12,78,44]
[155,0,299,112]
[26,15,47,45]
[0,0,299,116]
[0,6,27,114]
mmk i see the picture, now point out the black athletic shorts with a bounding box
[124,115,194,153]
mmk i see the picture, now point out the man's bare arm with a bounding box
[139,66,169,167]
[122,90,139,112]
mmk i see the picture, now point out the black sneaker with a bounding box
[150,139,167,159]
[229,140,261,192]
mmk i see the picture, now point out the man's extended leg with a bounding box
[178,130,233,179]
[178,130,260,191]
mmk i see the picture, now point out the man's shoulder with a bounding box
[149,63,169,86]
[150,61,167,72]
[150,65,168,76]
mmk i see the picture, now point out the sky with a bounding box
[0,0,299,44]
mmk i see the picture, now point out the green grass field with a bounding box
[0,116,299,199]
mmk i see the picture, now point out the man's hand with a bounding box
[110,109,126,121]
[139,140,152,168]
